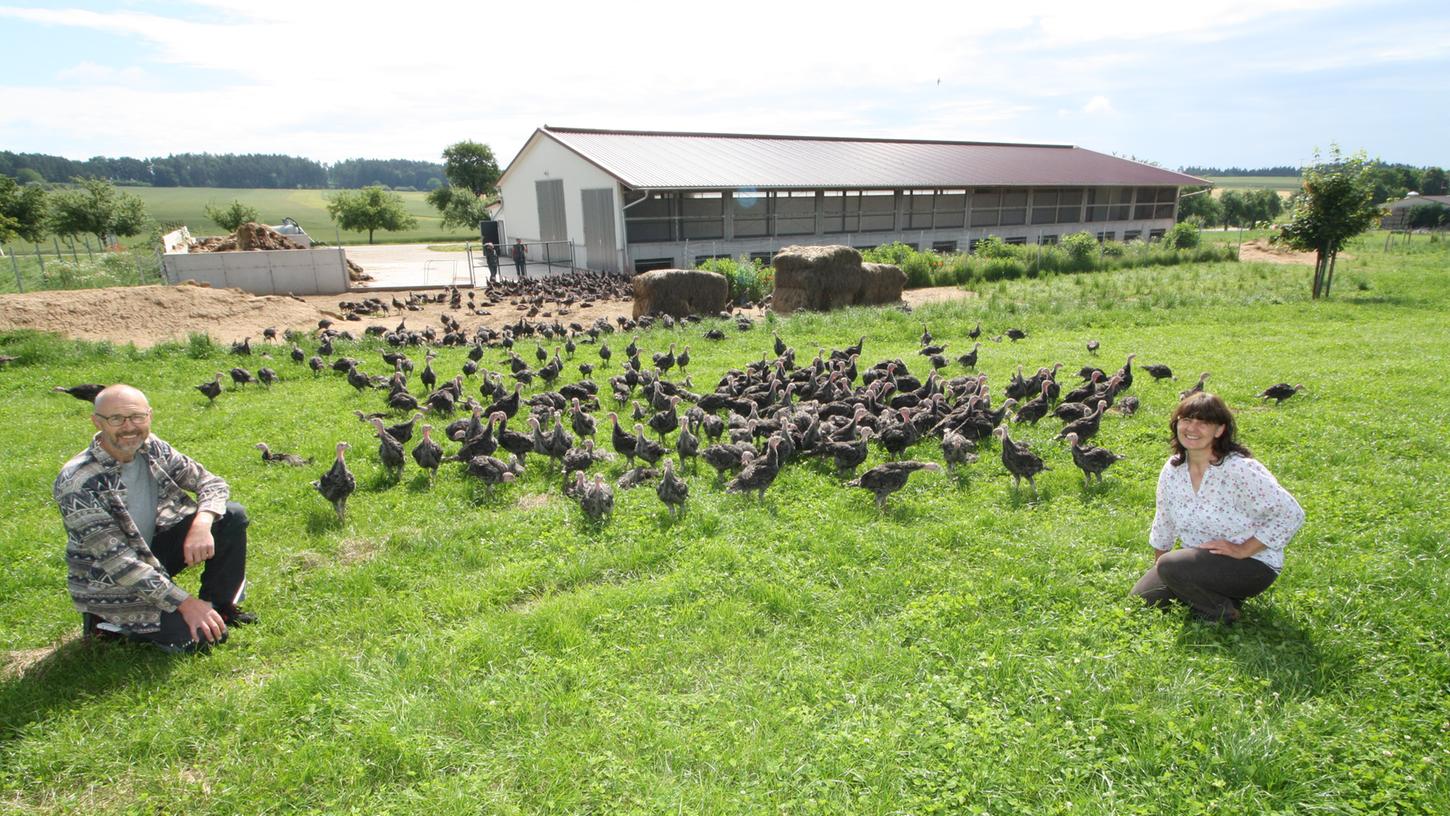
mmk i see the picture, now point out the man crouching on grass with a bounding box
[54,383,255,653]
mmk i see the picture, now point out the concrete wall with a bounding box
[497,133,624,268]
[163,247,350,295]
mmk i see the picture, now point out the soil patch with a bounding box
[0,282,975,349]
[1237,239,1341,266]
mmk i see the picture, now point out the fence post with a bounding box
[133,251,147,285]
[9,245,22,293]
[53,236,63,261]
[34,243,44,273]
[83,236,93,259]
[155,250,166,284]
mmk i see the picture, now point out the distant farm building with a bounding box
[495,126,1209,274]
[1380,193,1450,230]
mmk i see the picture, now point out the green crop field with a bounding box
[127,187,478,246]
[2,234,1448,813]
[1205,176,1302,193]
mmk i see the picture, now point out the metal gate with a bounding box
[581,188,619,273]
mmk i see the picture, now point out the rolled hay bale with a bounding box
[771,245,904,313]
[632,269,729,318]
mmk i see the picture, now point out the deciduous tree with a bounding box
[204,199,261,232]
[0,175,49,245]
[1276,147,1383,299]
[48,177,147,244]
[325,185,417,244]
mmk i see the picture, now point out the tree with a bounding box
[325,185,417,244]
[425,185,492,231]
[441,141,500,196]
[0,175,49,245]
[1219,190,1249,229]
[204,199,261,232]
[1420,167,1448,196]
[1177,190,1222,227]
[1407,202,1450,230]
[1246,189,1283,225]
[48,177,147,244]
[16,168,44,185]
[1275,147,1383,299]
[426,140,502,232]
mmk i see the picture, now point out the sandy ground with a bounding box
[1236,239,1327,265]
[0,282,973,348]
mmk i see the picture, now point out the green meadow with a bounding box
[1204,176,1302,193]
[129,187,477,246]
[1,233,1447,814]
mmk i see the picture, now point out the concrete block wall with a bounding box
[162,248,350,295]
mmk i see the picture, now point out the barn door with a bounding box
[535,179,566,242]
[581,188,619,273]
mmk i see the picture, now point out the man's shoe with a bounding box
[221,607,258,626]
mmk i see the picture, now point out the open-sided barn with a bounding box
[495,126,1209,274]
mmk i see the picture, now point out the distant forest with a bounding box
[1179,166,1300,177]
[0,151,445,190]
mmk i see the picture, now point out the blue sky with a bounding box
[2,0,1447,171]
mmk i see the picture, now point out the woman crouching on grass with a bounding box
[1131,392,1304,624]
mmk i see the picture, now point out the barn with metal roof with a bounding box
[495,125,1209,274]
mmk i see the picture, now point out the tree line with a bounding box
[1182,162,1448,203]
[0,151,445,190]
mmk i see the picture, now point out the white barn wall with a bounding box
[497,134,622,268]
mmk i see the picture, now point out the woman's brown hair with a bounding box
[1169,392,1253,466]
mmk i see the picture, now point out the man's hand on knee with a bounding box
[183,511,217,565]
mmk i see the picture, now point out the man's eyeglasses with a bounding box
[94,412,151,427]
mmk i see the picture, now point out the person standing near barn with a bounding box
[1131,392,1304,624]
[54,384,255,652]
[483,241,501,283]
[512,237,528,279]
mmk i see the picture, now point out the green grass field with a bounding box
[2,234,1448,813]
[129,186,478,246]
[1204,176,1302,193]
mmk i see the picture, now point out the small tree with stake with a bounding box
[325,185,417,244]
[1275,147,1384,299]
[204,199,261,232]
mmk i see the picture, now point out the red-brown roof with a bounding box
[528,126,1209,191]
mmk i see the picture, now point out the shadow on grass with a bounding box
[0,636,179,744]
[1176,603,1339,700]
[305,508,345,534]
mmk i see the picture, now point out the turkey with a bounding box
[369,418,406,481]
[632,422,666,466]
[572,472,614,522]
[995,426,1047,498]
[1056,400,1107,443]
[1065,432,1125,485]
[466,454,522,499]
[229,367,258,388]
[255,443,309,466]
[1014,381,1053,426]
[847,461,942,511]
[726,436,782,499]
[1179,372,1210,401]
[1256,383,1304,404]
[312,441,356,521]
[818,427,873,477]
[1142,363,1175,381]
[196,372,224,403]
[656,459,689,517]
[956,342,982,370]
[257,367,278,387]
[940,427,979,473]
[411,424,443,484]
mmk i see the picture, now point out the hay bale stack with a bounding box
[771,245,905,313]
[632,269,729,318]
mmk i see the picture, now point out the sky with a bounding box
[1,0,1448,172]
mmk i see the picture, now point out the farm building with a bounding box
[495,125,1210,274]
[1380,192,1450,230]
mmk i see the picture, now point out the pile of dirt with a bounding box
[0,282,327,346]
[186,222,372,282]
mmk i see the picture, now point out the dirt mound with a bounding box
[188,221,307,252]
[0,283,327,346]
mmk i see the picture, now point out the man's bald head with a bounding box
[94,384,150,414]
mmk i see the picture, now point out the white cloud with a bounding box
[1082,96,1114,115]
[54,61,148,83]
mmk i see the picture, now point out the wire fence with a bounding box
[1,237,165,295]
